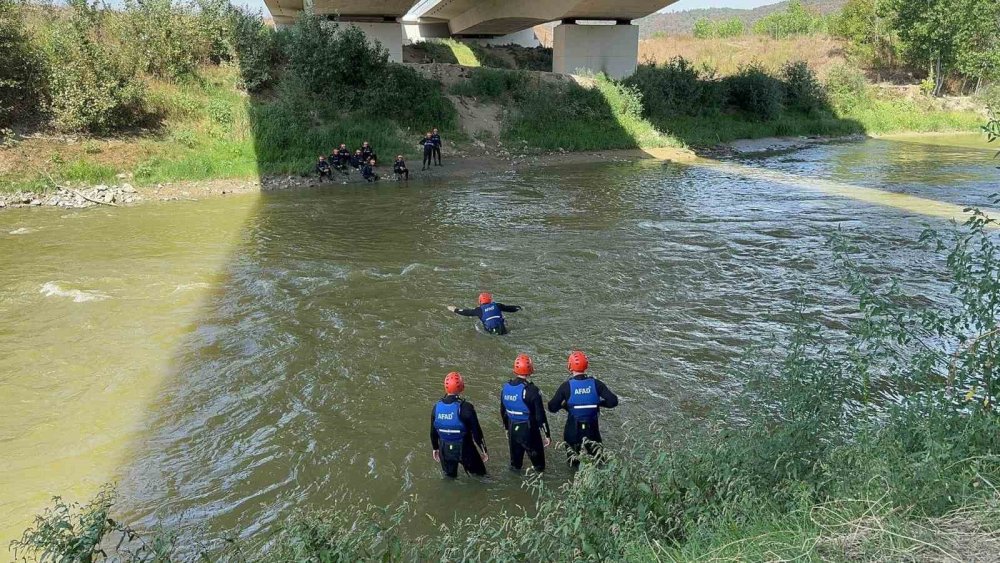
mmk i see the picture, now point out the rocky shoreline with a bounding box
[0,146,699,212]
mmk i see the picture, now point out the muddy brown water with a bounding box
[1,134,997,550]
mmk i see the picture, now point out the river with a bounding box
[1,134,996,550]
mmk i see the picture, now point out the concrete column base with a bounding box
[344,22,404,63]
[552,23,638,79]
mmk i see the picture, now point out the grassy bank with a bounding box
[13,211,1000,560]
[0,1,986,195]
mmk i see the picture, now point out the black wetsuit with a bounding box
[420,137,434,169]
[350,154,364,170]
[452,303,521,335]
[336,149,351,171]
[361,146,375,163]
[361,163,379,182]
[548,374,619,466]
[430,133,442,165]
[394,159,409,180]
[500,378,551,472]
[430,395,488,478]
[316,160,332,180]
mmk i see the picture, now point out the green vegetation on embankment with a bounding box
[0,0,989,195]
[12,207,1000,560]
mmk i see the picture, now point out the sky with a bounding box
[234,0,783,16]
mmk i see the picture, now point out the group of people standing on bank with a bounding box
[314,128,443,183]
[432,292,619,478]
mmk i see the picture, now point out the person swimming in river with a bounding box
[447,292,522,335]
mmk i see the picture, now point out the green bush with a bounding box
[825,62,870,111]
[43,0,147,133]
[723,63,783,120]
[450,67,529,100]
[282,15,388,100]
[624,57,724,117]
[117,0,209,81]
[752,0,824,39]
[0,0,45,127]
[780,60,827,114]
[229,7,279,92]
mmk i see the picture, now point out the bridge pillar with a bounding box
[343,21,404,63]
[552,21,639,79]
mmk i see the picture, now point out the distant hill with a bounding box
[637,0,847,38]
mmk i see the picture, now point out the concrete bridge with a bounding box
[263,0,680,78]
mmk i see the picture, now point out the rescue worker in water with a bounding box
[500,354,551,473]
[431,371,489,478]
[548,351,619,467]
[447,292,522,335]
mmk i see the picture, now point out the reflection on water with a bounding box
[0,134,996,548]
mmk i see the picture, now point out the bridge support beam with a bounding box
[343,21,404,62]
[552,21,638,79]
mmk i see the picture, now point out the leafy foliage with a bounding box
[753,0,828,39]
[780,60,827,113]
[44,0,147,133]
[0,0,45,127]
[625,57,724,117]
[723,63,785,120]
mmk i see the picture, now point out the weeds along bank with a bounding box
[12,204,1000,561]
[0,0,455,192]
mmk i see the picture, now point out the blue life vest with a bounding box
[502,382,530,424]
[567,377,599,422]
[433,400,466,442]
[480,302,504,331]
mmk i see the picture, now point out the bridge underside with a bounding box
[264,0,679,76]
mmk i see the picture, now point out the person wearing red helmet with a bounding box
[547,351,619,468]
[430,371,489,478]
[500,354,552,474]
[447,292,522,335]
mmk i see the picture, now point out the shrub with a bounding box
[723,63,783,120]
[229,7,279,92]
[780,60,827,114]
[365,64,456,130]
[117,0,210,81]
[43,0,147,133]
[450,67,529,101]
[825,63,869,111]
[283,14,388,101]
[752,0,822,39]
[693,18,712,39]
[624,57,724,118]
[0,0,45,126]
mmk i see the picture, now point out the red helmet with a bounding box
[513,354,534,377]
[478,292,493,305]
[444,371,465,395]
[567,351,589,373]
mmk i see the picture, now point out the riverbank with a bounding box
[0,146,696,210]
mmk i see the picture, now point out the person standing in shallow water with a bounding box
[447,292,522,335]
[431,371,489,479]
[548,350,619,467]
[430,127,443,166]
[420,132,434,170]
[501,354,551,473]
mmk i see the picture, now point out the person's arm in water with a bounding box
[447,305,481,317]
[462,401,489,459]
[500,389,510,431]
[430,404,441,461]
[496,303,522,313]
[596,379,619,409]
[527,384,551,441]
[547,381,570,413]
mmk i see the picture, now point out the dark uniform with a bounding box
[350,152,364,170]
[452,302,521,335]
[500,378,550,472]
[393,158,409,180]
[420,136,435,169]
[548,374,618,466]
[361,144,376,163]
[430,132,442,166]
[431,395,488,478]
[361,162,379,182]
[316,159,332,180]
